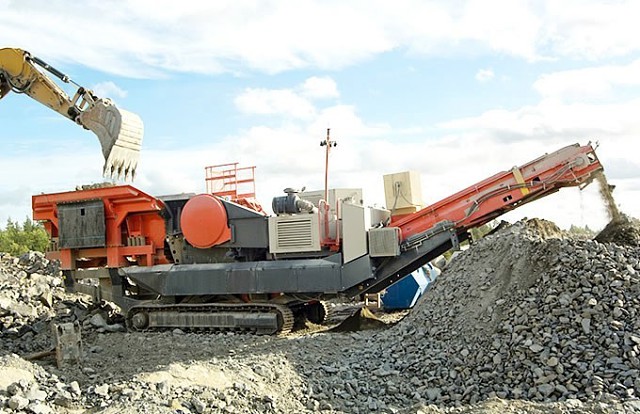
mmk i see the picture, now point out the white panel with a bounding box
[268,214,321,254]
[368,227,401,257]
[383,171,423,210]
[342,203,369,263]
[369,206,391,227]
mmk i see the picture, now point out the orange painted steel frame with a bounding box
[32,185,170,270]
[393,143,603,241]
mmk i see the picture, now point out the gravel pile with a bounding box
[0,252,125,413]
[595,215,640,246]
[0,354,83,414]
[299,218,640,412]
[0,251,78,353]
[0,251,125,353]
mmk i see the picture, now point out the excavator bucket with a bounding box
[78,99,144,181]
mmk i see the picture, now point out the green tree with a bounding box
[0,217,49,256]
[470,221,498,241]
[567,224,595,239]
[441,221,498,261]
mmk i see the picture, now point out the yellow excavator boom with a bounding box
[0,48,143,180]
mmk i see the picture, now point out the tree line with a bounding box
[0,218,49,256]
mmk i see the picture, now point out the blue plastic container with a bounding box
[381,264,440,309]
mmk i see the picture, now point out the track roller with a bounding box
[303,301,330,324]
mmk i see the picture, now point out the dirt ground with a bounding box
[34,316,640,414]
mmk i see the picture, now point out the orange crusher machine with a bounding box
[33,144,603,334]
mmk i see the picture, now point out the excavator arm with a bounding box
[0,48,143,180]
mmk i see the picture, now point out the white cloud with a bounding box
[454,0,542,60]
[301,76,339,99]
[234,88,316,119]
[3,1,640,77]
[542,0,640,60]
[533,59,640,101]
[308,105,390,139]
[233,77,342,119]
[475,68,494,82]
[440,97,640,141]
[91,81,128,100]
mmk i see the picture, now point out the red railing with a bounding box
[204,162,265,213]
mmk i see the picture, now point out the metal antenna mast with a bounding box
[320,128,337,204]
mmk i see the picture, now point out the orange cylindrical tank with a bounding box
[180,194,231,248]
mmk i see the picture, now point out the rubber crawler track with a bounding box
[126,302,294,335]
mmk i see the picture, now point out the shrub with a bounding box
[0,217,49,255]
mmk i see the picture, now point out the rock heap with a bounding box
[0,354,85,414]
[0,252,86,413]
[302,218,640,412]
[0,252,70,350]
[595,215,640,247]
